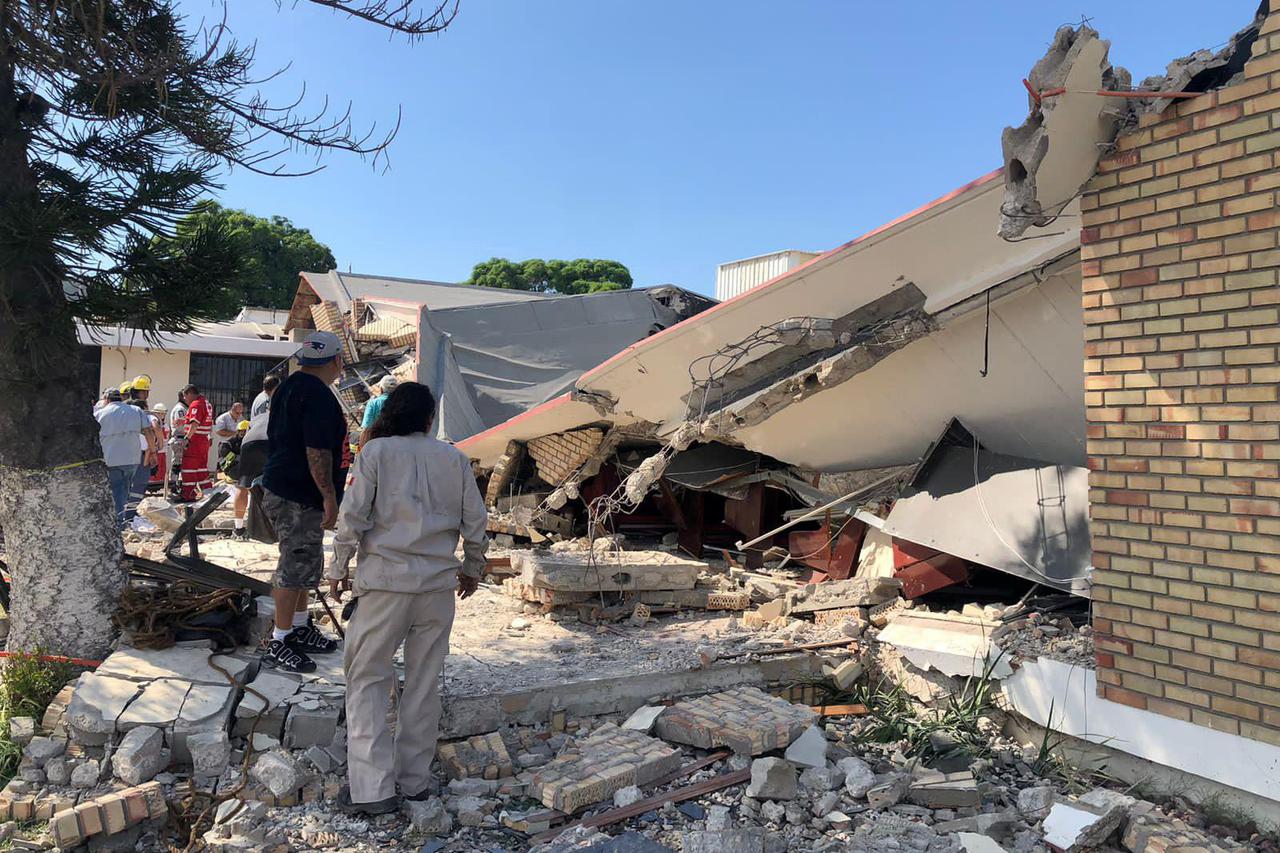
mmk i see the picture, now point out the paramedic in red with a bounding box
[178,384,214,501]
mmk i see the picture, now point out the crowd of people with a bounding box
[92,329,489,818]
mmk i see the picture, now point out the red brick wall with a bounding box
[1082,5,1280,745]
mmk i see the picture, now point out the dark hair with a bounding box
[368,382,436,441]
[263,374,281,393]
[181,384,198,395]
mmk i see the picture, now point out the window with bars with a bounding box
[189,353,286,416]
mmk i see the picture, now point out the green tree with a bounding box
[0,0,457,659]
[468,257,633,295]
[163,201,337,315]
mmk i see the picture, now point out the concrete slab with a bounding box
[440,654,824,739]
[116,679,191,732]
[786,577,901,615]
[513,550,703,592]
[878,611,1013,680]
[235,671,300,717]
[96,646,253,686]
[66,673,145,744]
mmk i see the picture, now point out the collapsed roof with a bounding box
[459,168,1085,474]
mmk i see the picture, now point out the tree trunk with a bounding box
[0,467,123,659]
[0,36,126,659]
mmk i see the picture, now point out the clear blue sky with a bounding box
[198,1,1256,297]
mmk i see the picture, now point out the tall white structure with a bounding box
[714,249,821,301]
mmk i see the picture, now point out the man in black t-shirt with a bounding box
[260,330,350,673]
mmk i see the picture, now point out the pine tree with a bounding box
[0,1,457,658]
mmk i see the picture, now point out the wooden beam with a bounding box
[811,703,868,717]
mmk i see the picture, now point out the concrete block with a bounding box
[250,750,306,798]
[838,756,876,798]
[113,726,165,785]
[8,717,34,747]
[827,659,864,691]
[908,770,981,808]
[186,731,231,776]
[746,757,797,801]
[283,704,340,750]
[23,736,65,768]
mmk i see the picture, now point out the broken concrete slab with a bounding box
[115,679,191,732]
[782,726,829,769]
[96,646,254,686]
[235,671,300,717]
[908,770,981,808]
[171,683,236,765]
[999,25,1130,239]
[441,653,824,739]
[621,705,666,733]
[878,611,1013,680]
[66,673,145,745]
[512,550,703,593]
[785,577,901,615]
[654,686,816,756]
[1042,791,1130,852]
[529,723,680,812]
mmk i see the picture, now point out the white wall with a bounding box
[99,347,191,411]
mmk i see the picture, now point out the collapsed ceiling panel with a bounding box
[880,436,1091,597]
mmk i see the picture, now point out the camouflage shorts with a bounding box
[263,490,325,589]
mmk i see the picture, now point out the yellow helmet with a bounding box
[131,375,152,391]
[237,419,251,431]
[118,380,133,394]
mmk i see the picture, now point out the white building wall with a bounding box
[715,250,821,301]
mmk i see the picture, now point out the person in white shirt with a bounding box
[94,396,150,529]
[231,373,281,538]
[328,381,488,816]
[212,400,245,471]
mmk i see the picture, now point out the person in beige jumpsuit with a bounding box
[328,382,488,814]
